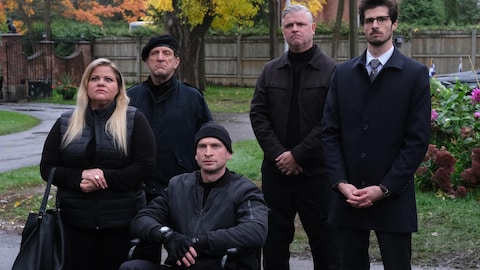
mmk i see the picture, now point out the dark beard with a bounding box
[367,33,392,47]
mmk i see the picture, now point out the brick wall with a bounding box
[0,33,92,101]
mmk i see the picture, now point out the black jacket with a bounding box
[250,46,336,176]
[130,170,268,269]
[127,76,212,195]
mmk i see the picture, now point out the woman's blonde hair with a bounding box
[61,58,130,155]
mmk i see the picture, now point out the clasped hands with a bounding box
[337,182,384,208]
[275,151,303,175]
[80,168,107,193]
[164,232,199,268]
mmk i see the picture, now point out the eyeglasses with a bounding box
[363,16,391,25]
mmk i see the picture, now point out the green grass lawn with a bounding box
[33,85,254,113]
[0,111,40,136]
[203,85,254,113]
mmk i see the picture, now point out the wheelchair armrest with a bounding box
[220,247,246,269]
[127,238,142,260]
[127,238,162,264]
[226,247,240,254]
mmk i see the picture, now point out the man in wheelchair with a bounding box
[119,122,268,270]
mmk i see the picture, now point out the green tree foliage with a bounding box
[458,0,480,24]
[398,0,480,31]
[399,0,446,26]
[444,0,459,25]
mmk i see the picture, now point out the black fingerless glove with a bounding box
[164,232,194,262]
[192,234,208,255]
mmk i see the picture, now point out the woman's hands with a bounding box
[80,168,107,193]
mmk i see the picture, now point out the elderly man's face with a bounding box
[146,46,179,85]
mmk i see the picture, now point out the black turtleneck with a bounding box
[147,76,174,100]
[198,170,229,207]
[286,44,316,149]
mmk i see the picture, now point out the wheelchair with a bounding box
[126,238,261,270]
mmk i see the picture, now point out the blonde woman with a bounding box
[40,58,156,270]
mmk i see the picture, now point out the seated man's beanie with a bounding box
[194,122,233,154]
[141,34,179,61]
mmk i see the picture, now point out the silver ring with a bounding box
[94,175,100,180]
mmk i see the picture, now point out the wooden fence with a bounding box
[91,30,480,87]
[5,30,475,101]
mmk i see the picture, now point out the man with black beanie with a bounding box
[119,122,268,270]
[127,34,212,202]
[250,4,341,270]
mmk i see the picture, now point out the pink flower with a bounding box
[434,149,456,173]
[472,148,480,159]
[424,144,439,161]
[415,166,428,176]
[432,167,454,193]
[460,168,478,188]
[431,109,438,121]
[474,112,480,119]
[461,127,474,138]
[454,186,467,198]
[471,88,480,104]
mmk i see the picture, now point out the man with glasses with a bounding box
[321,0,431,269]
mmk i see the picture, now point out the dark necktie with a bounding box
[369,59,381,81]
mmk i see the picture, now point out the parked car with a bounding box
[128,21,153,32]
[435,70,480,89]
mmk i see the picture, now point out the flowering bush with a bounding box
[54,73,77,100]
[415,144,467,198]
[416,79,480,198]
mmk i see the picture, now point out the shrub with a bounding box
[54,73,77,100]
[415,79,480,197]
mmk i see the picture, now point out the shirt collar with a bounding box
[366,46,394,68]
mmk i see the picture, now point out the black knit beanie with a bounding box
[141,34,179,61]
[194,122,232,153]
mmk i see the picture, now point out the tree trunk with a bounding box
[164,12,213,92]
[269,0,279,59]
[331,0,345,61]
[349,0,359,58]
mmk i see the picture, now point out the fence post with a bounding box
[472,29,477,69]
[136,36,142,83]
[407,31,412,58]
[236,35,242,86]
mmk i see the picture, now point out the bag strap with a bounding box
[39,167,57,215]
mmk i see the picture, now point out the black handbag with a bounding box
[12,167,66,270]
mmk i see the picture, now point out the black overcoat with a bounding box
[322,49,431,232]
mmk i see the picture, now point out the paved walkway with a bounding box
[0,103,74,173]
[0,102,453,270]
[0,103,255,173]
